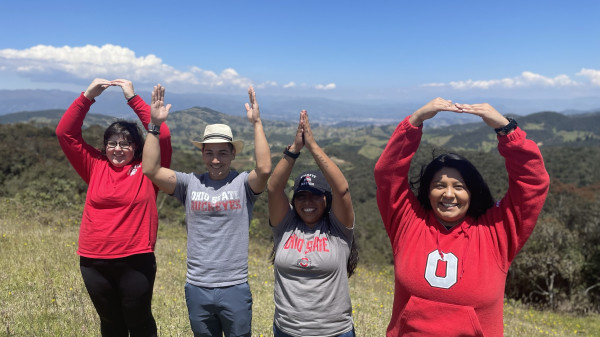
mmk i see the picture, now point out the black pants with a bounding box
[80,253,157,337]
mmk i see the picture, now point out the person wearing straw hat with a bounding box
[143,86,271,337]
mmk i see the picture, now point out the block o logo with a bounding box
[424,250,458,289]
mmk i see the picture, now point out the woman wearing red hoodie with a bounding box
[374,98,549,337]
[56,79,172,337]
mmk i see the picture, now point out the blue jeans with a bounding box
[273,323,355,337]
[185,282,252,337]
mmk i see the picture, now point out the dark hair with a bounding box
[101,121,144,161]
[411,152,494,219]
[346,238,359,278]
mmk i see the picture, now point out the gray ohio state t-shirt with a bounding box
[272,208,354,337]
[173,170,258,287]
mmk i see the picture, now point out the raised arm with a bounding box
[56,78,112,183]
[458,102,549,259]
[113,79,173,169]
[302,110,354,228]
[142,84,177,194]
[375,98,460,239]
[454,102,511,132]
[245,86,272,194]
[267,117,304,227]
[409,97,462,126]
[111,78,137,102]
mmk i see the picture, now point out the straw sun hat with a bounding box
[190,124,244,153]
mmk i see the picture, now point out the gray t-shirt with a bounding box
[173,170,258,287]
[272,208,354,337]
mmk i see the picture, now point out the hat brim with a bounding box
[190,139,244,154]
[294,186,326,196]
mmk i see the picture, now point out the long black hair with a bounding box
[101,120,144,161]
[411,152,494,219]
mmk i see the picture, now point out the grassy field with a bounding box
[1,199,599,336]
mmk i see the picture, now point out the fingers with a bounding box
[151,85,160,104]
[91,78,111,88]
[248,86,256,104]
[303,110,311,127]
[246,86,260,123]
[151,84,165,106]
[158,84,165,101]
[455,103,488,114]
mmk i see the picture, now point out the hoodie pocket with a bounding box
[399,296,485,337]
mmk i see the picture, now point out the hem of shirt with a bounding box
[77,248,154,259]
[185,277,248,288]
[274,320,354,337]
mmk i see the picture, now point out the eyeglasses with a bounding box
[106,140,132,149]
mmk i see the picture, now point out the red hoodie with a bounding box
[374,116,549,337]
[56,93,172,258]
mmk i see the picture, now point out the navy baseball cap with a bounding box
[293,170,331,196]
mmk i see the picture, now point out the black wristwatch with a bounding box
[494,117,517,135]
[283,145,300,159]
[148,123,160,135]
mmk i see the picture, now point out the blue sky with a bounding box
[1,0,599,103]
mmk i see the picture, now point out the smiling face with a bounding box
[202,142,235,180]
[106,134,135,167]
[293,191,327,227]
[428,167,471,227]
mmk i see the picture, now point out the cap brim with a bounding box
[294,186,326,196]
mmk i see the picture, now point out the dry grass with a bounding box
[1,199,598,336]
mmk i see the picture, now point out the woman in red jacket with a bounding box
[374,98,549,337]
[56,79,172,337]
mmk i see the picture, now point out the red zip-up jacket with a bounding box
[56,93,172,258]
[374,116,549,337]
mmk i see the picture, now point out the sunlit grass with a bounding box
[1,198,599,336]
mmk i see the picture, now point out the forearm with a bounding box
[268,151,296,226]
[374,117,421,182]
[158,123,172,168]
[56,93,92,138]
[253,120,272,177]
[142,133,162,177]
[307,143,349,196]
[269,155,295,194]
[500,129,550,218]
[128,95,151,126]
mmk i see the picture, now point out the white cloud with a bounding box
[255,81,278,89]
[315,83,336,90]
[0,44,334,94]
[421,82,445,87]
[424,71,580,90]
[0,44,242,89]
[577,68,600,86]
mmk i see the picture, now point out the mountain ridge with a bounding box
[2,89,600,127]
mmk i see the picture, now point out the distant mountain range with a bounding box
[2,100,599,154]
[1,89,600,127]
